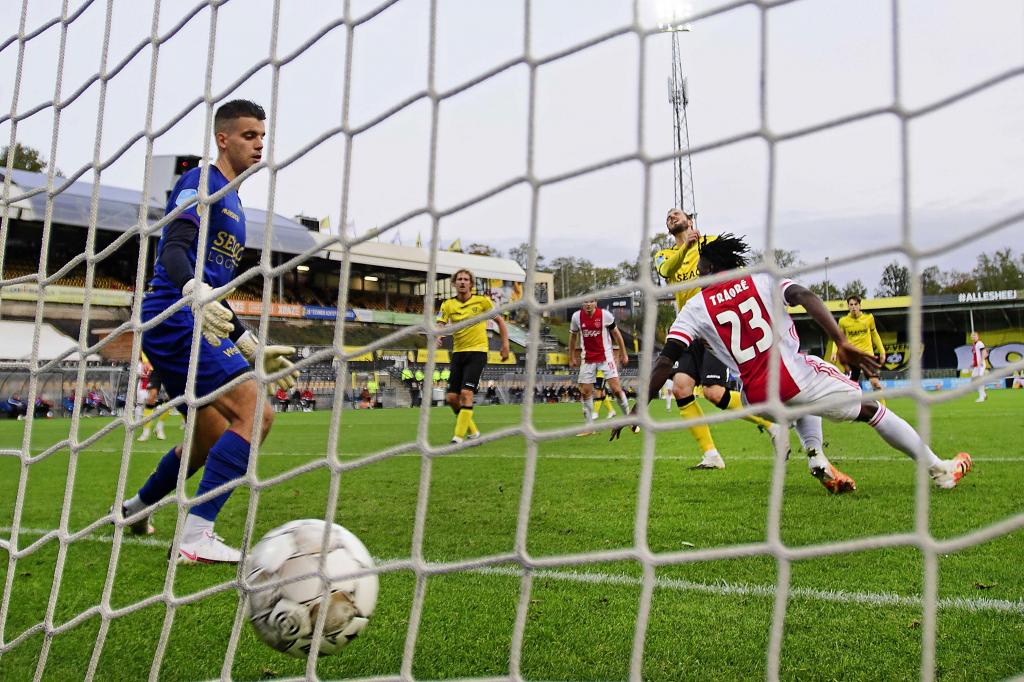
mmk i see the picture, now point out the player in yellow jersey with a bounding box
[654,208,785,469]
[437,269,510,444]
[830,295,886,398]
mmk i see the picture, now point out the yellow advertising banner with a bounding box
[0,284,133,307]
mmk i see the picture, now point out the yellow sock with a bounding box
[468,416,479,436]
[679,400,716,453]
[726,391,774,430]
[455,408,473,439]
[143,407,154,418]
[604,396,615,413]
[157,409,169,423]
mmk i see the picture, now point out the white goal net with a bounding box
[2,1,1023,680]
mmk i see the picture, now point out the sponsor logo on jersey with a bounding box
[223,345,240,358]
[221,207,240,222]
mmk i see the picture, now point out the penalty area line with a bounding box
[4,527,1022,616]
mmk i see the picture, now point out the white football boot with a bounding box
[175,529,241,564]
[689,449,726,470]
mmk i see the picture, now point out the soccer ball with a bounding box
[245,519,378,657]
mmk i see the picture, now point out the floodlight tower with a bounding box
[658,1,697,219]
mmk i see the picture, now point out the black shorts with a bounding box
[670,342,728,387]
[848,366,879,382]
[448,352,487,394]
[594,377,606,391]
[147,370,164,393]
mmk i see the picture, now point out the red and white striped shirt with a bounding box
[667,273,822,404]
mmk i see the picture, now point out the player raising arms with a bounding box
[118,100,297,563]
[615,234,971,492]
[437,269,510,444]
[569,298,631,436]
[830,295,886,401]
[655,208,783,469]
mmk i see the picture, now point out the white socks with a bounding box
[794,415,823,452]
[616,391,630,414]
[869,405,943,467]
[123,494,145,516]
[582,396,594,423]
[182,514,214,543]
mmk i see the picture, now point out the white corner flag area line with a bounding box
[4,527,1022,616]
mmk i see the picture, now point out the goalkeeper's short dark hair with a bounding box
[215,99,266,131]
[698,233,752,273]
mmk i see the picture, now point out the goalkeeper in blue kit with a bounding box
[117,100,297,564]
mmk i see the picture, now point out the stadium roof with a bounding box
[0,320,100,361]
[317,237,527,282]
[2,170,527,281]
[1,168,319,255]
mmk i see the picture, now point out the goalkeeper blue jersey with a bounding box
[144,165,246,313]
[140,164,251,407]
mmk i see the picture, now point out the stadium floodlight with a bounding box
[655,0,693,32]
[364,275,379,282]
[659,0,698,218]
[296,265,310,272]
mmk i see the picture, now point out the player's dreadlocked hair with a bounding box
[698,233,751,273]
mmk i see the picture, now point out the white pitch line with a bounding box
[4,527,1022,616]
[4,447,1024,463]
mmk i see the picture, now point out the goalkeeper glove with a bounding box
[182,278,234,347]
[235,330,298,391]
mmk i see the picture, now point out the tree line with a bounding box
[491,241,1024,302]
[6,142,1021,300]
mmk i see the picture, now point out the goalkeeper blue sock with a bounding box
[192,431,251,522]
[137,446,201,506]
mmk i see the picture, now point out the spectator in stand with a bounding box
[4,393,27,419]
[366,376,379,408]
[358,385,372,409]
[34,396,54,418]
[275,386,290,412]
[485,381,498,405]
[86,385,110,416]
[300,386,316,412]
[290,387,302,411]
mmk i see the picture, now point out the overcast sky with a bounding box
[2,0,1022,294]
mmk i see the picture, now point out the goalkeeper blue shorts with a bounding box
[141,308,250,413]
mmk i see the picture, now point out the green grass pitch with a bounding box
[1,391,1022,680]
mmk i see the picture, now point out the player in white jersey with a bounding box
[970,331,988,402]
[569,298,632,436]
[613,234,972,492]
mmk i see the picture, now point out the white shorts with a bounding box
[137,388,148,405]
[971,366,986,379]
[786,355,864,422]
[578,360,618,385]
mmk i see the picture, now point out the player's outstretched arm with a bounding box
[786,285,879,375]
[610,340,684,441]
[494,314,510,361]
